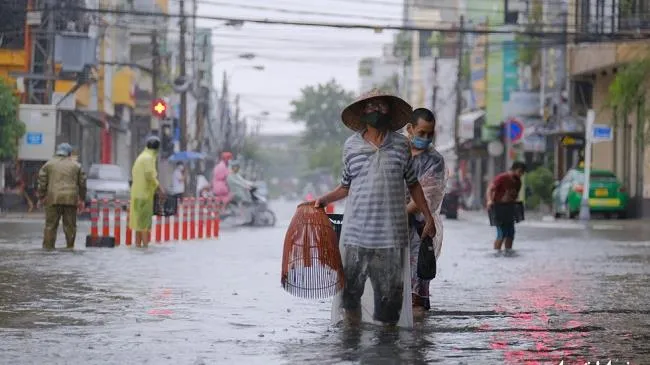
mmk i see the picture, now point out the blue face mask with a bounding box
[411,136,432,150]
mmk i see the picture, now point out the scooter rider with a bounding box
[227,159,255,207]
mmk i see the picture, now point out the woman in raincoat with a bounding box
[212,151,233,205]
[129,136,164,247]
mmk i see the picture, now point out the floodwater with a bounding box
[1,201,649,364]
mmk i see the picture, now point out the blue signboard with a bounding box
[505,119,524,142]
[592,125,613,141]
[26,132,43,145]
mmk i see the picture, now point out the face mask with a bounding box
[411,136,432,150]
[361,111,390,128]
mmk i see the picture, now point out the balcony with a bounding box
[574,0,650,42]
[570,0,650,76]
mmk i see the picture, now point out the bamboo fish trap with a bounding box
[281,202,345,299]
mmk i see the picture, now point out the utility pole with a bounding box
[453,15,465,177]
[179,0,188,151]
[151,32,159,133]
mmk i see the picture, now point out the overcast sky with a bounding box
[195,0,404,135]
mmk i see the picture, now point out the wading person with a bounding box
[315,89,436,328]
[129,136,165,248]
[486,161,527,255]
[38,143,87,249]
[405,108,447,312]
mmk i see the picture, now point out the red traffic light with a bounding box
[151,99,168,118]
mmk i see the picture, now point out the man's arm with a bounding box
[487,173,508,207]
[317,185,349,206]
[77,167,87,202]
[408,182,433,220]
[37,164,48,201]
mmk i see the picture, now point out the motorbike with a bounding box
[220,183,277,227]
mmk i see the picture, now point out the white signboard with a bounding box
[18,104,57,161]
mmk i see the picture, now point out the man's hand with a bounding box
[314,197,327,208]
[422,216,437,238]
[486,200,493,210]
[157,186,166,199]
[77,199,85,213]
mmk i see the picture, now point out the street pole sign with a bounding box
[579,109,595,222]
[592,124,613,142]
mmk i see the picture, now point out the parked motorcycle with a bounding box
[220,183,276,227]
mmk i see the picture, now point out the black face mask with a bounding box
[361,111,391,129]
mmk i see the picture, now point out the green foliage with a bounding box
[0,78,26,161]
[516,0,543,66]
[307,143,343,179]
[393,31,412,62]
[290,79,355,178]
[239,136,261,161]
[607,58,650,141]
[525,166,555,206]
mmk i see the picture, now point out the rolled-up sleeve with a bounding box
[403,151,418,186]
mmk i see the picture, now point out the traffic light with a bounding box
[151,99,168,119]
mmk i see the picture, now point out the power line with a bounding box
[49,6,627,38]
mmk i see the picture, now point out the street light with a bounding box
[579,109,596,223]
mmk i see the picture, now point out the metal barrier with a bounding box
[86,197,223,247]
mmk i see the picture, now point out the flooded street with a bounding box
[1,201,649,364]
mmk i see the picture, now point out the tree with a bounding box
[0,78,26,161]
[607,57,650,214]
[290,80,355,177]
[290,80,354,175]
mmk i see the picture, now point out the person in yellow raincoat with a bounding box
[129,136,165,247]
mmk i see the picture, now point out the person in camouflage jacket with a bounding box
[38,143,87,249]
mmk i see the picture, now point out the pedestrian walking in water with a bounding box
[405,108,447,312]
[129,136,165,248]
[38,143,87,249]
[486,161,527,255]
[315,89,436,328]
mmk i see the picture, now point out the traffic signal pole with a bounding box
[151,32,160,134]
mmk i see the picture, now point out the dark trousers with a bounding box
[43,205,77,249]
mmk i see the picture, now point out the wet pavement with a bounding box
[1,201,649,364]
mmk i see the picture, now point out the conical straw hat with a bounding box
[341,88,413,132]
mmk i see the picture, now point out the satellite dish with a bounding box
[172,76,192,93]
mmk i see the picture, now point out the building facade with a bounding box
[568,0,650,217]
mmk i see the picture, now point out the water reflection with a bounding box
[1,206,649,363]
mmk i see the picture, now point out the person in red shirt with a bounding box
[486,161,527,253]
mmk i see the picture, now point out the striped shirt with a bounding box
[340,131,418,249]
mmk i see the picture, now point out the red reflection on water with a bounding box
[490,272,590,364]
[148,288,175,316]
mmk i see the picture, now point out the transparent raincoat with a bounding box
[330,132,415,329]
[412,150,447,260]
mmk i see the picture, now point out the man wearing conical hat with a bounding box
[315,89,436,328]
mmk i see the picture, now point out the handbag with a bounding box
[153,193,178,217]
[410,215,436,280]
[488,202,525,226]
